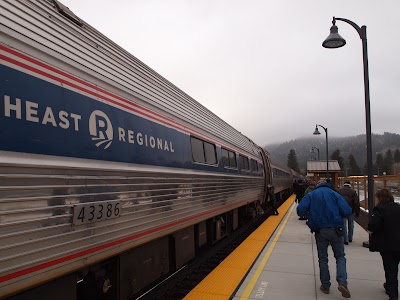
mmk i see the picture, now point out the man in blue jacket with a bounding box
[297,179,352,298]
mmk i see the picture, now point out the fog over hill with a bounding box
[265,132,400,174]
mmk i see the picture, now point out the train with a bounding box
[0,1,300,299]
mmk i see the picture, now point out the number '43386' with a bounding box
[72,201,121,225]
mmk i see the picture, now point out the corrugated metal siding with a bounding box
[0,163,263,279]
[0,1,266,295]
[1,0,260,157]
[307,160,341,171]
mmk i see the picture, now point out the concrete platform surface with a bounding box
[233,202,389,300]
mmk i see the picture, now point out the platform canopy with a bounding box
[306,160,341,187]
[307,160,341,172]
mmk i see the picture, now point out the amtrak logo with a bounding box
[89,110,113,149]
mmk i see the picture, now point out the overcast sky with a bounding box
[60,0,400,146]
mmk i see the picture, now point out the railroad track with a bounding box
[135,210,274,300]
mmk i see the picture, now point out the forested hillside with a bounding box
[265,132,400,175]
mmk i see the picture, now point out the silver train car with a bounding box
[269,154,301,200]
[0,1,296,299]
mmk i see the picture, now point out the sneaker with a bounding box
[338,285,351,298]
[344,242,349,245]
[320,285,330,294]
[349,240,352,243]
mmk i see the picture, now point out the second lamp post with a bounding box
[311,146,320,161]
[313,125,329,179]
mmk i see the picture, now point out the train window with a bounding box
[204,142,217,164]
[222,148,229,166]
[222,148,237,168]
[191,136,217,165]
[191,137,205,162]
[250,159,257,172]
[239,155,250,170]
[228,151,237,168]
[258,162,264,174]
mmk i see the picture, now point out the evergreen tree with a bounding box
[383,149,394,175]
[347,154,361,176]
[376,153,384,176]
[331,149,345,175]
[287,149,300,173]
[394,149,400,163]
[363,163,368,175]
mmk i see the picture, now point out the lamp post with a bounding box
[322,17,373,220]
[313,125,329,179]
[311,146,320,160]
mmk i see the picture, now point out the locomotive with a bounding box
[0,1,300,299]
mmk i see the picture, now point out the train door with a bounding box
[259,148,272,208]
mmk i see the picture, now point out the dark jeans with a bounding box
[315,227,348,288]
[381,251,400,298]
[268,201,278,214]
[343,213,355,243]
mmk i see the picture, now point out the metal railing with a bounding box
[338,175,400,211]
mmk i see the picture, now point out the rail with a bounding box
[338,175,400,211]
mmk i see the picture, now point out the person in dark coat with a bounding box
[295,180,306,219]
[338,181,360,245]
[293,180,298,192]
[267,185,279,215]
[368,188,400,300]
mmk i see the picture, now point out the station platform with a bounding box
[184,195,388,300]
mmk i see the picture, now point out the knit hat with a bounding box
[344,181,351,187]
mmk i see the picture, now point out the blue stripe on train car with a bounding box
[1,64,261,176]
[0,64,191,168]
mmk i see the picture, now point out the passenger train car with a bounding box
[269,154,301,201]
[0,1,298,299]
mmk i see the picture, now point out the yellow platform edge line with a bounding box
[183,195,296,300]
[238,200,296,300]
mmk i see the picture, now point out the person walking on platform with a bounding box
[293,180,298,193]
[300,180,316,222]
[297,179,352,298]
[338,181,360,245]
[304,180,316,195]
[295,180,305,204]
[296,180,307,220]
[267,185,279,215]
[368,188,400,300]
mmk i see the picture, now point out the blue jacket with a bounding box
[297,182,352,232]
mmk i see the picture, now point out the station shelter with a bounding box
[306,160,341,187]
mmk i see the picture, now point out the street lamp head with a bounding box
[313,126,321,135]
[322,24,346,49]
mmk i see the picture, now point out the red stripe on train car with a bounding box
[0,44,186,131]
[0,45,262,161]
[0,200,247,283]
